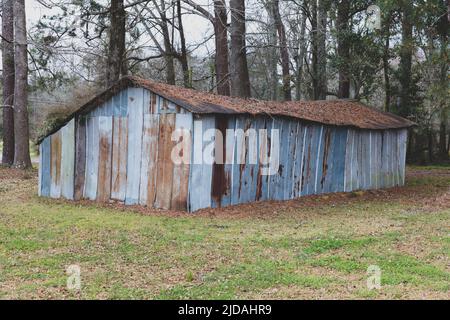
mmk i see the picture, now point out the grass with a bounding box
[0,166,449,299]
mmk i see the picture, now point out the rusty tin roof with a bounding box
[38,76,415,143]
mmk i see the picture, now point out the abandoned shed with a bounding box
[37,76,415,212]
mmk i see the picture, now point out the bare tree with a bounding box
[230,0,251,98]
[271,0,291,101]
[13,0,32,169]
[1,0,15,166]
[106,0,127,86]
[336,0,350,99]
[213,0,230,95]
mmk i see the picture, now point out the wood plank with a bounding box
[154,113,176,209]
[97,116,113,202]
[61,119,75,200]
[38,143,43,196]
[398,129,407,185]
[50,131,62,198]
[171,113,193,210]
[188,116,215,211]
[120,89,128,116]
[111,117,128,201]
[139,114,159,206]
[125,88,145,205]
[40,137,51,197]
[84,117,99,200]
[74,116,87,200]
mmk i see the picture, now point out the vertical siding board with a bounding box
[258,117,273,201]
[189,116,215,211]
[120,89,128,116]
[125,88,145,205]
[61,119,76,200]
[301,124,316,196]
[50,131,62,198]
[38,143,43,196]
[301,124,319,196]
[41,137,51,197]
[111,117,128,201]
[231,116,245,204]
[154,113,176,209]
[399,129,407,185]
[220,116,236,207]
[292,123,305,198]
[84,117,99,200]
[268,117,282,199]
[74,116,87,200]
[171,113,193,210]
[238,116,257,204]
[283,120,298,200]
[97,116,113,202]
[113,93,121,116]
[344,129,353,192]
[139,114,159,206]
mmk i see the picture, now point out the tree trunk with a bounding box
[311,0,327,100]
[295,11,307,100]
[337,0,350,99]
[1,0,15,166]
[214,0,230,95]
[316,0,327,100]
[13,0,31,169]
[382,12,392,112]
[230,0,251,98]
[159,0,175,85]
[263,1,278,100]
[106,0,127,87]
[177,0,190,88]
[398,3,413,117]
[272,0,291,101]
[438,9,449,160]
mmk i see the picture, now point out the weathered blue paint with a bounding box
[40,137,51,197]
[125,87,145,205]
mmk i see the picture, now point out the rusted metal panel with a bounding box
[291,123,306,198]
[398,129,407,185]
[189,116,215,211]
[142,89,151,115]
[154,113,176,209]
[61,119,75,200]
[38,143,43,196]
[139,114,159,206]
[120,89,128,116]
[74,116,86,200]
[97,116,113,202]
[50,130,62,198]
[125,87,145,205]
[40,137,51,197]
[257,117,273,201]
[171,113,193,210]
[111,117,128,201]
[84,116,99,200]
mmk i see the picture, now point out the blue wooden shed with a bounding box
[37,76,415,212]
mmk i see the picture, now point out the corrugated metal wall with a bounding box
[38,87,408,212]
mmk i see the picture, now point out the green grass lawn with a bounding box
[0,167,449,299]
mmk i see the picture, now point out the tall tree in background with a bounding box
[177,0,191,88]
[311,0,328,100]
[271,0,292,101]
[397,2,413,117]
[230,0,251,98]
[13,0,32,169]
[1,0,15,166]
[106,0,127,86]
[214,0,231,95]
[336,0,350,98]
